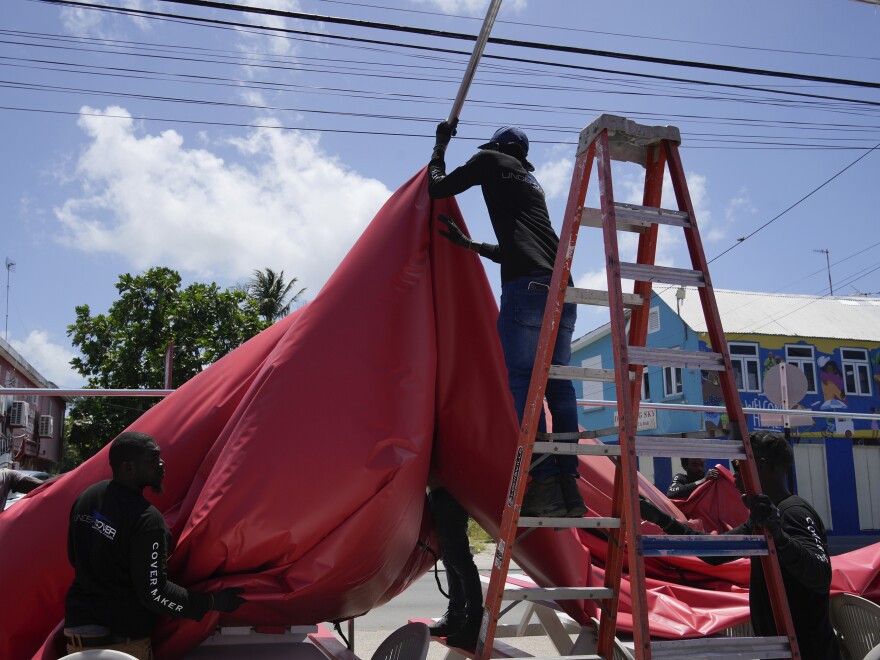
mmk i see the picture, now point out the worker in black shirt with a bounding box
[427,122,587,519]
[640,432,841,660]
[65,431,248,659]
[666,457,719,499]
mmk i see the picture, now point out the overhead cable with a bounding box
[38,0,880,92]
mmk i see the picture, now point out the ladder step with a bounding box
[518,517,621,529]
[533,441,620,457]
[581,203,690,233]
[634,437,746,459]
[619,262,705,287]
[641,534,767,557]
[502,587,614,602]
[549,365,633,382]
[627,346,725,371]
[651,636,791,659]
[535,426,620,443]
[564,286,644,309]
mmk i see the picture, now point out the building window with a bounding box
[648,307,660,334]
[854,445,880,530]
[641,370,651,401]
[729,342,761,392]
[663,366,683,397]
[581,355,605,401]
[841,348,872,396]
[785,345,817,393]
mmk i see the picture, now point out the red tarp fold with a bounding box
[1,169,877,660]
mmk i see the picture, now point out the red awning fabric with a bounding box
[1,169,877,659]
[671,465,751,533]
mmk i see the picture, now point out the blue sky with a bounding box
[3,0,879,388]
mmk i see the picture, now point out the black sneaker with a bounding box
[559,473,588,517]
[521,476,567,517]
[445,612,481,650]
[428,609,466,637]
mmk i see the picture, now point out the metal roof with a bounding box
[655,287,880,341]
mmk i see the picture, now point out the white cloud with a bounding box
[55,107,392,296]
[410,0,527,14]
[10,331,83,389]
[721,188,756,241]
[60,0,155,38]
[534,157,573,200]
[233,0,305,59]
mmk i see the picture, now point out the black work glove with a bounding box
[435,120,457,148]
[748,494,789,547]
[432,120,458,161]
[639,496,673,529]
[438,215,472,249]
[212,587,246,613]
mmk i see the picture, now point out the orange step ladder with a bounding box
[476,114,800,660]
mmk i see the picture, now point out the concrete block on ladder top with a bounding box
[577,114,681,165]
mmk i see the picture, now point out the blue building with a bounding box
[571,287,880,548]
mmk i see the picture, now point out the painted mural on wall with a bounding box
[699,336,880,438]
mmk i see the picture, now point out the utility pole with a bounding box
[4,258,15,342]
[814,248,833,295]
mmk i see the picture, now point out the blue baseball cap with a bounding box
[479,126,530,155]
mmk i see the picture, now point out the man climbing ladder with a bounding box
[427,123,588,520]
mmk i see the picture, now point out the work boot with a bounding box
[559,473,588,517]
[521,475,567,517]
[428,608,466,637]
[445,611,482,650]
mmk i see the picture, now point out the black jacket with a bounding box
[428,149,558,283]
[666,472,702,499]
[671,494,841,660]
[66,480,212,638]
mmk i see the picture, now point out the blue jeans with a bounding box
[498,274,579,480]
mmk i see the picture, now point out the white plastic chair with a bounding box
[370,622,430,660]
[63,650,139,659]
[830,593,880,660]
[864,642,880,660]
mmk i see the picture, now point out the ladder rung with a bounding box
[581,203,690,233]
[641,534,767,557]
[619,262,705,287]
[627,346,725,370]
[518,517,621,529]
[564,286,644,309]
[549,365,633,382]
[671,430,728,439]
[525,657,603,660]
[634,437,746,459]
[533,441,620,457]
[501,587,614,602]
[651,636,791,659]
[535,431,596,443]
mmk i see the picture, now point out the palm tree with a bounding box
[247,268,306,322]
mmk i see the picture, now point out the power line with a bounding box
[38,0,880,92]
[708,142,880,262]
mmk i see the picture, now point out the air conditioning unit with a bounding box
[9,401,29,427]
[39,415,54,438]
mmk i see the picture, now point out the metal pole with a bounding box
[4,258,13,342]
[814,248,833,295]
[446,0,503,125]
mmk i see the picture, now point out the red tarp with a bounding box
[671,465,750,533]
[1,169,878,659]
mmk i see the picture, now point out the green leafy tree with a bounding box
[247,268,306,322]
[65,267,268,464]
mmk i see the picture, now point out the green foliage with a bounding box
[64,267,269,465]
[467,518,493,554]
[247,267,306,322]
